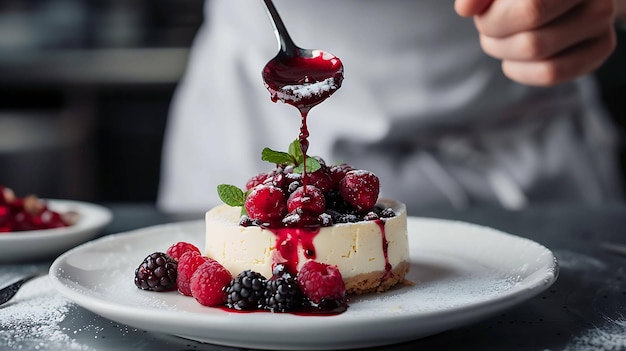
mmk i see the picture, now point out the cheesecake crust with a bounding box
[344,260,410,295]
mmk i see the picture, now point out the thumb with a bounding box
[455,0,494,17]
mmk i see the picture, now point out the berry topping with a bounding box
[287,185,326,216]
[134,252,178,292]
[282,209,320,228]
[297,261,346,305]
[304,169,333,193]
[166,242,201,261]
[217,141,392,229]
[176,251,209,296]
[329,163,354,186]
[246,172,269,190]
[338,170,380,212]
[244,184,288,224]
[224,270,268,310]
[190,259,233,306]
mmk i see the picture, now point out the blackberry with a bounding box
[334,212,360,224]
[134,252,177,292]
[318,212,333,227]
[282,210,319,228]
[379,207,396,218]
[239,215,262,227]
[363,211,380,221]
[224,270,267,310]
[262,274,301,312]
[324,189,348,211]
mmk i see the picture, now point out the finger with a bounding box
[479,1,613,61]
[501,29,617,86]
[455,0,494,17]
[474,0,585,38]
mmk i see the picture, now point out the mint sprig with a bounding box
[261,140,321,174]
[216,140,321,209]
[261,148,294,165]
[217,184,246,207]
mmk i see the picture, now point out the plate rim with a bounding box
[49,216,559,350]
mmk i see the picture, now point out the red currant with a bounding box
[246,172,269,191]
[329,163,354,187]
[304,169,333,193]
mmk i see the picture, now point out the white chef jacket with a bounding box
[158,0,623,213]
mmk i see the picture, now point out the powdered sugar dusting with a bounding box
[553,249,606,272]
[0,274,93,350]
[274,77,338,102]
[348,252,519,316]
[562,316,626,351]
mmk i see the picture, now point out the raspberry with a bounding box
[297,261,346,305]
[176,251,209,296]
[287,185,326,216]
[224,270,267,310]
[244,184,288,224]
[338,170,380,212]
[190,259,233,306]
[166,242,201,261]
[134,252,178,292]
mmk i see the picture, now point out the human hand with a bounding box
[455,0,618,86]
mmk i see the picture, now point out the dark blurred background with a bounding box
[0,0,202,202]
[0,1,624,204]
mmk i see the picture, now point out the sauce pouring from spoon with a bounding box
[260,0,344,187]
[261,0,344,114]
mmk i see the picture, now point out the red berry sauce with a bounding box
[270,226,319,275]
[262,50,343,193]
[375,219,393,279]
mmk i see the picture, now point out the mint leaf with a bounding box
[261,147,295,165]
[217,184,246,207]
[288,140,305,165]
[293,156,321,174]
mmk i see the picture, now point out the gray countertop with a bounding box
[1,202,626,351]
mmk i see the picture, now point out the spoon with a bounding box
[260,0,344,112]
[0,274,40,306]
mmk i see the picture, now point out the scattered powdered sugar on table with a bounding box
[553,249,607,272]
[0,275,93,351]
[562,316,626,351]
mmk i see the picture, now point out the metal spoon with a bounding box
[0,274,40,306]
[260,0,344,110]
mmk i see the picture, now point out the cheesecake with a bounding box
[204,198,410,294]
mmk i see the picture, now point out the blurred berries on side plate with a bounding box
[0,185,76,233]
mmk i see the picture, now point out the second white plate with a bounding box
[0,199,113,262]
[50,217,558,350]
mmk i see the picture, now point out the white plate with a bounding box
[0,199,113,262]
[49,217,558,350]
